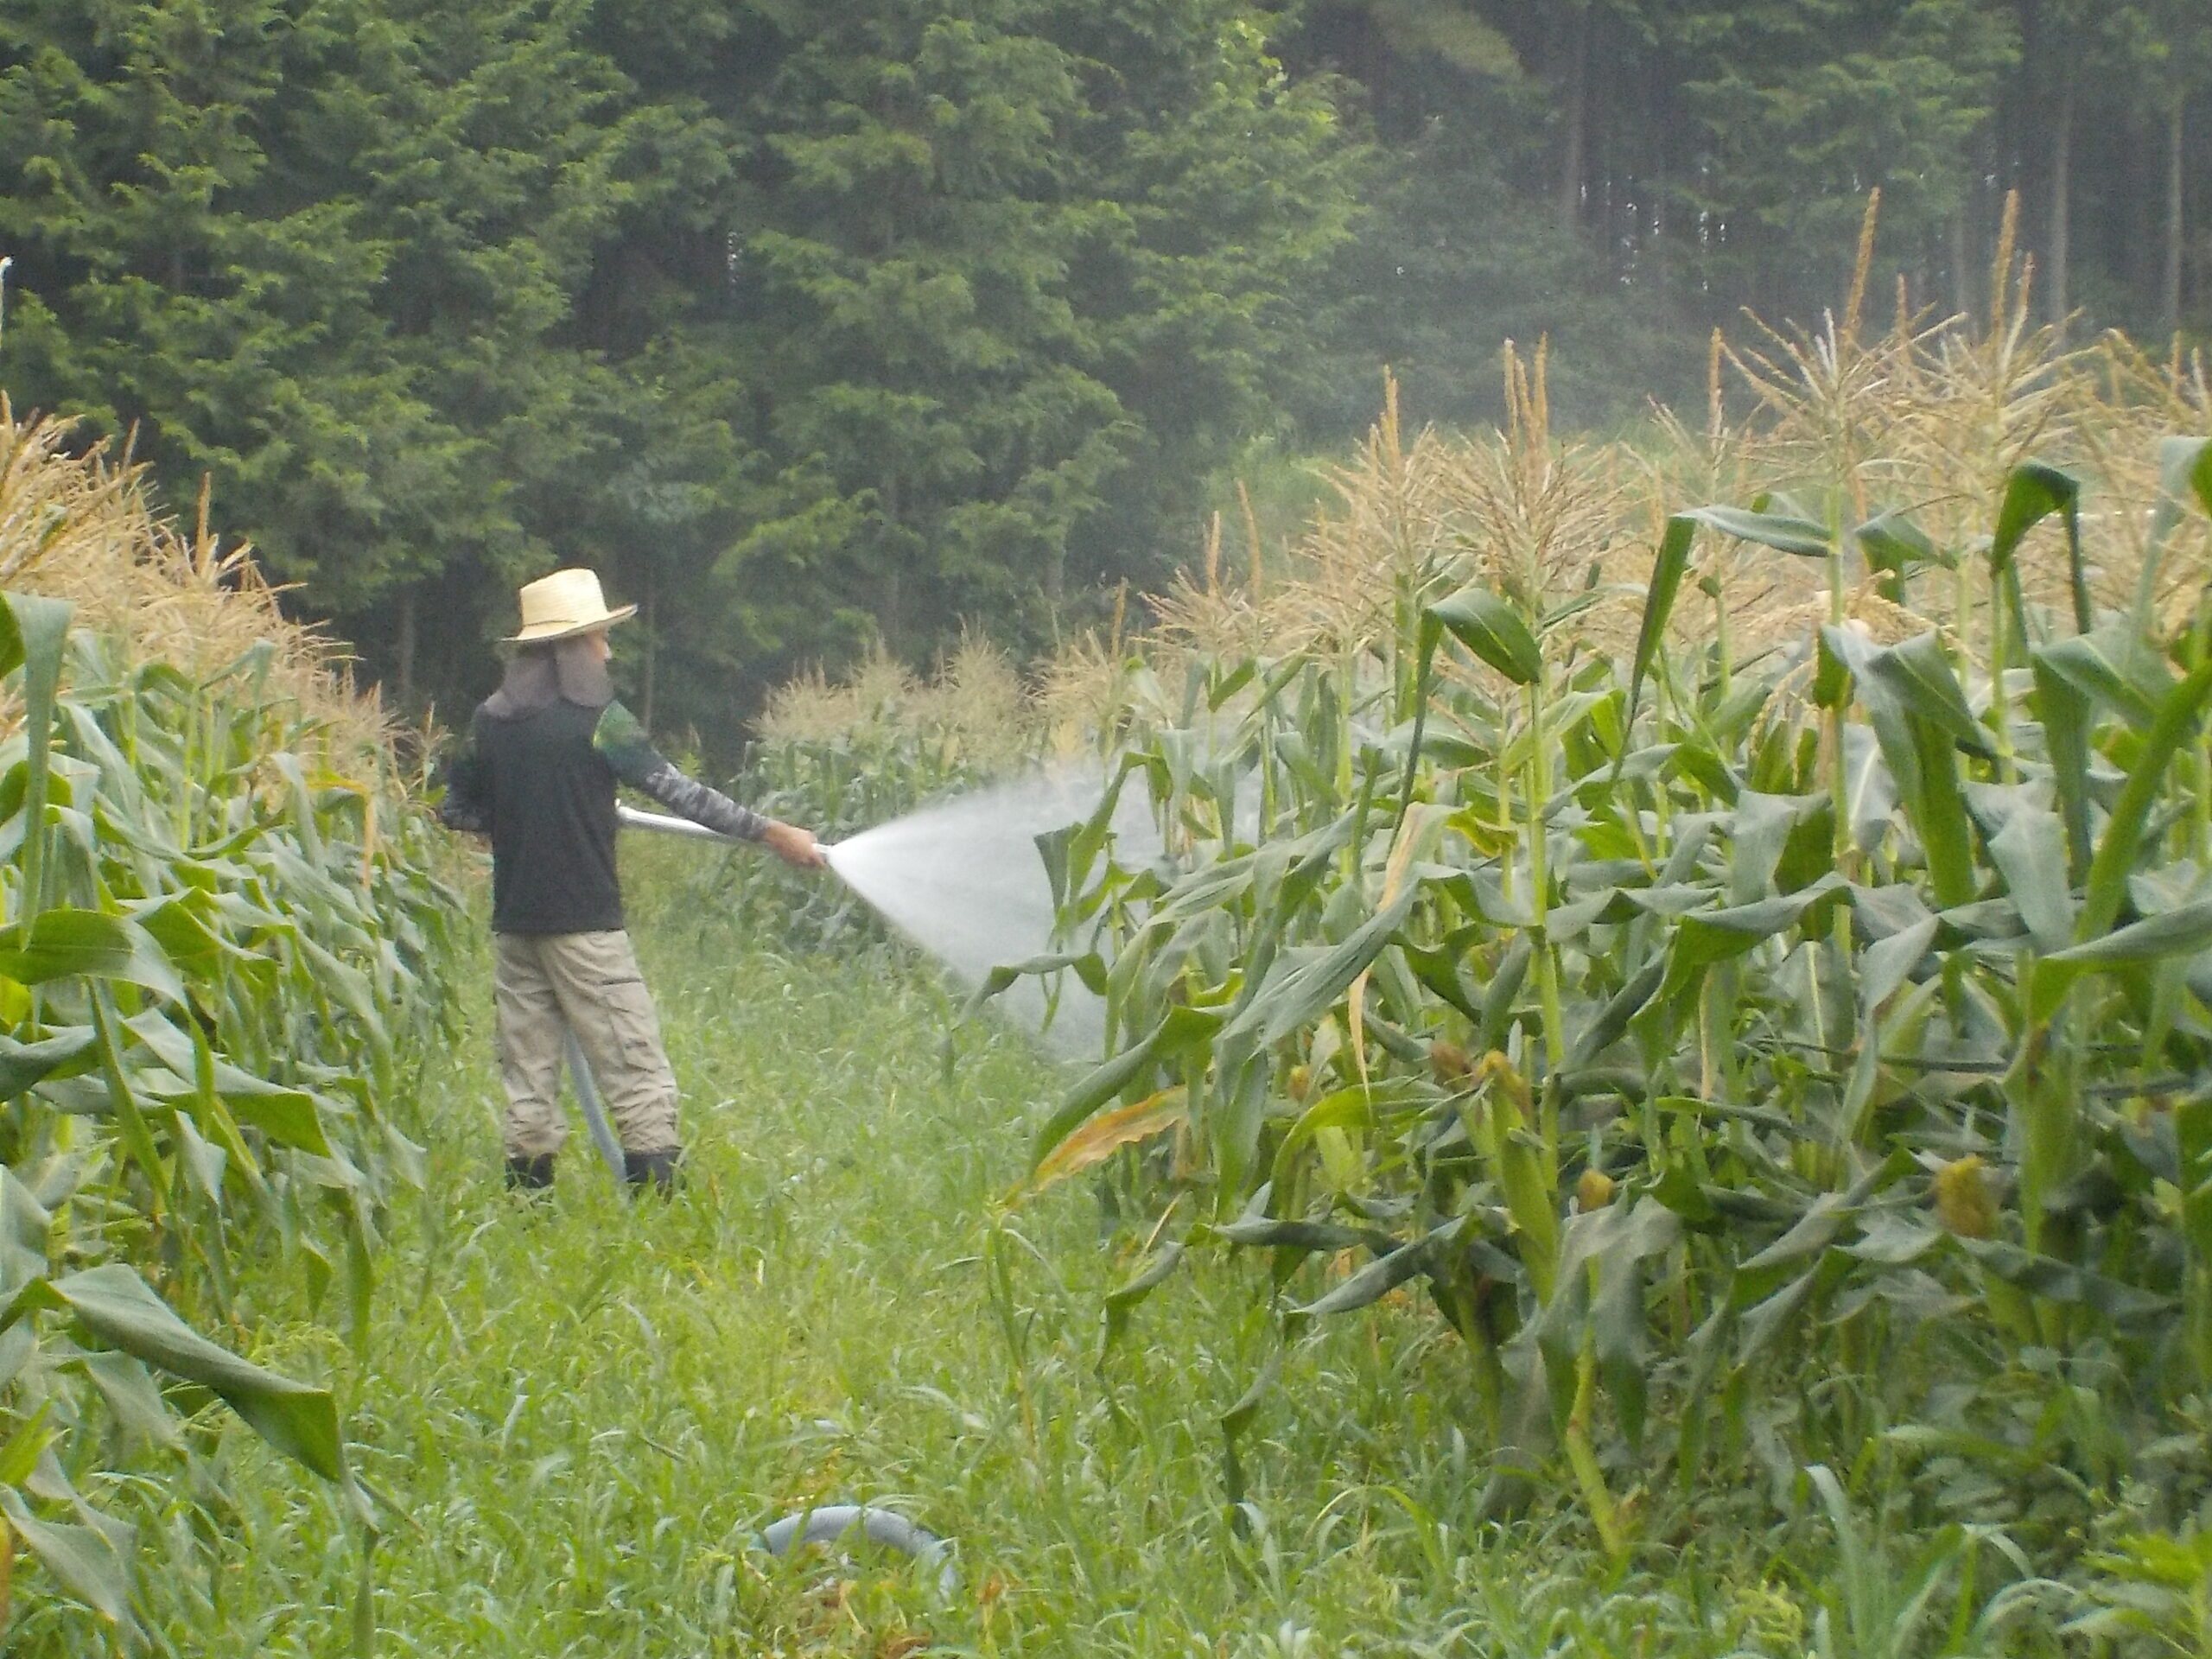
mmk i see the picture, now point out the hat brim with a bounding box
[505,604,637,645]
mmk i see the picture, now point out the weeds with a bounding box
[136,900,1866,1656]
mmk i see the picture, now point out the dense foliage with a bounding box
[0,0,1361,738]
[4,2,2209,744]
[971,286,2212,1637]
[1292,0,2212,392]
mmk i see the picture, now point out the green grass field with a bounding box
[133,862,1826,1658]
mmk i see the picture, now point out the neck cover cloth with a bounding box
[483,637,613,717]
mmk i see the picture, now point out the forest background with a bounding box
[4,0,2211,750]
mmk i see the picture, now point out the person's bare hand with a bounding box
[762,820,827,869]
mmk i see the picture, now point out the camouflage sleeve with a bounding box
[592,701,768,841]
[437,721,492,835]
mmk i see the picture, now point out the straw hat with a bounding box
[506,568,637,644]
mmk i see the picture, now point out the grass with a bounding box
[118,847,1838,1658]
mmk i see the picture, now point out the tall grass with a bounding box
[141,898,1917,1658]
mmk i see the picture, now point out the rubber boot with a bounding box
[504,1153,556,1193]
[623,1147,680,1197]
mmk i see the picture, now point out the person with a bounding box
[439,568,825,1194]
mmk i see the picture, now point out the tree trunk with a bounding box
[881,472,903,652]
[1557,2,1591,236]
[2167,97,2187,339]
[395,587,416,708]
[641,563,658,736]
[2050,76,2074,330]
[1951,204,1974,327]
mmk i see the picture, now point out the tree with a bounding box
[2107,0,2212,334]
[7,0,2207,740]
[1669,0,2019,321]
[1281,3,1693,431]
[582,0,1366,726]
[0,0,688,689]
[0,0,448,609]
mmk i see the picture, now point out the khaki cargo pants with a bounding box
[493,930,679,1160]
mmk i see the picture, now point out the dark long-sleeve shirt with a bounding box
[440,697,766,934]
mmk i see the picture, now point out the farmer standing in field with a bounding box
[440,568,826,1194]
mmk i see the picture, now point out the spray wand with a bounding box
[615,804,734,843]
[621,803,846,874]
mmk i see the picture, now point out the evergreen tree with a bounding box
[0,0,685,701]
[582,0,1365,734]
[3,0,2207,736]
[1289,0,1694,431]
[1670,0,2019,320]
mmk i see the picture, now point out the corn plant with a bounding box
[998,389,2212,1569]
[0,594,459,1645]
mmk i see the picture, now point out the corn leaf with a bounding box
[122,1009,334,1156]
[1866,633,1993,758]
[2080,662,2212,941]
[1625,514,1697,732]
[1101,1243,1184,1359]
[1022,1087,1186,1198]
[49,1263,345,1480]
[1662,874,1847,998]
[1030,1006,1224,1168]
[1954,1237,2174,1319]
[1209,1217,1395,1255]
[2034,627,2173,732]
[0,909,182,1003]
[1991,462,2088,632]
[1217,887,1418,1051]
[1679,504,1832,558]
[1,594,73,930]
[1853,510,1946,580]
[0,1027,96,1098]
[2050,899,2212,968]
[1295,1218,1459,1318]
[1427,588,1541,685]
[0,1487,134,1632]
